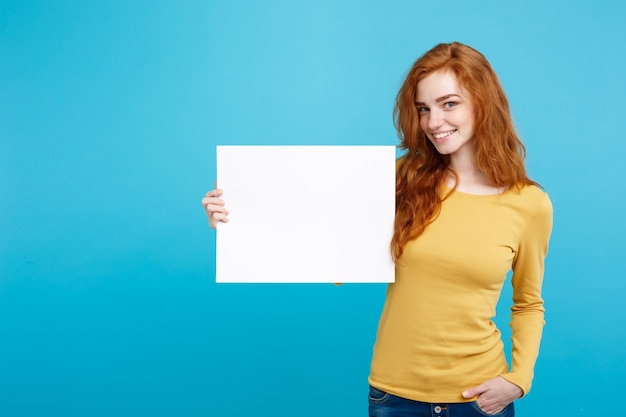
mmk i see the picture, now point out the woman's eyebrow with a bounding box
[415,94,461,106]
[435,94,461,103]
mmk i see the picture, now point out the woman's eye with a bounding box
[443,102,457,109]
[417,106,429,114]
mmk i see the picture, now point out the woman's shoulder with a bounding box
[519,184,550,201]
[507,184,553,218]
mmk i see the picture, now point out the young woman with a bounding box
[202,42,552,417]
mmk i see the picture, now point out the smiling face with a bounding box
[415,70,476,160]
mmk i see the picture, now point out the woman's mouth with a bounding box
[432,129,457,140]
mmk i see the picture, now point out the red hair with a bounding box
[391,42,537,261]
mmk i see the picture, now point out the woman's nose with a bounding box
[427,109,444,130]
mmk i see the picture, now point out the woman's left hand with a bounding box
[462,376,522,415]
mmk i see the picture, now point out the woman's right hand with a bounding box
[201,189,229,229]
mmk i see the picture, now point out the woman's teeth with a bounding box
[433,130,456,139]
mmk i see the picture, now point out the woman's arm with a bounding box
[463,191,553,411]
[502,192,554,395]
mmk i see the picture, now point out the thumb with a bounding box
[462,382,489,399]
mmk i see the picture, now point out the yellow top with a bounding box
[368,184,553,402]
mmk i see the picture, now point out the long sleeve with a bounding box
[501,193,553,395]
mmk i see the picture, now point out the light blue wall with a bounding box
[1,1,624,416]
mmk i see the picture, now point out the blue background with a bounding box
[1,1,624,416]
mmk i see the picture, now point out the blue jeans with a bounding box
[368,386,515,417]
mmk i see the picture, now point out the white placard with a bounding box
[215,145,395,283]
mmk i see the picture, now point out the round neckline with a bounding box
[443,184,508,198]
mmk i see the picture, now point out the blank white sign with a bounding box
[215,145,395,283]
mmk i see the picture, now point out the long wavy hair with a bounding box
[391,42,537,261]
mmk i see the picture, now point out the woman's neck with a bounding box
[448,154,503,195]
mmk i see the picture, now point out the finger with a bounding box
[462,383,488,399]
[477,401,504,416]
[205,204,229,215]
[210,213,230,227]
[211,212,229,222]
[201,197,225,207]
[205,189,223,198]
